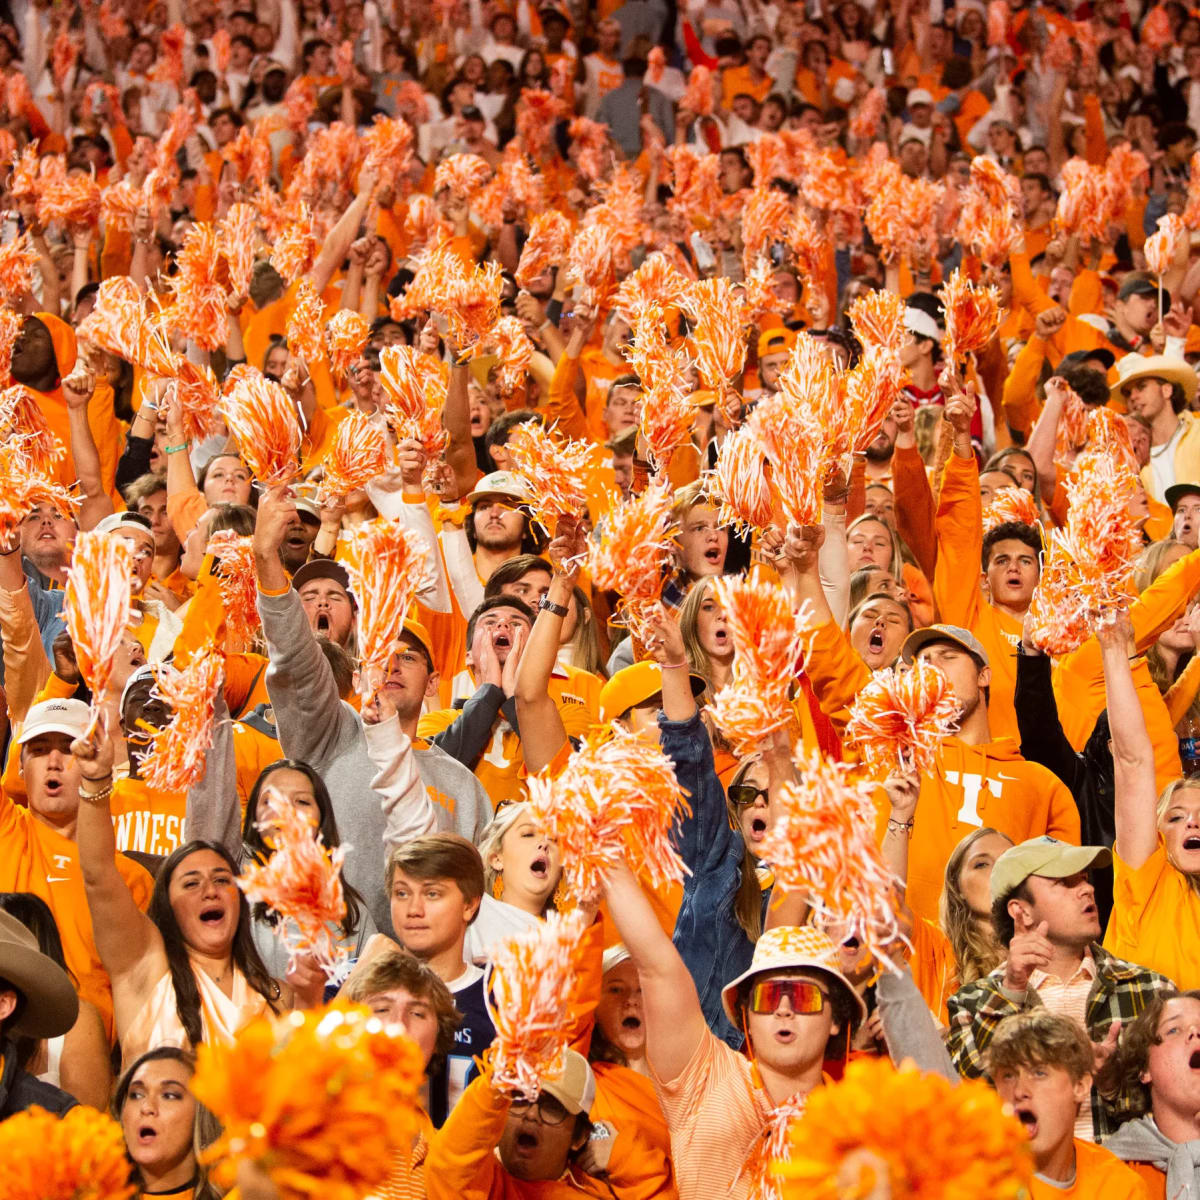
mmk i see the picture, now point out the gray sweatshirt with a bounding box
[257,587,492,935]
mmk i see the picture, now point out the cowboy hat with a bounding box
[0,909,78,1038]
[1110,353,1197,406]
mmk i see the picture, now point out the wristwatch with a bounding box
[539,596,569,617]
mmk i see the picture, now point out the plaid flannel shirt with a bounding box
[946,943,1174,1139]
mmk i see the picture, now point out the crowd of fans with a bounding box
[2,0,1200,1196]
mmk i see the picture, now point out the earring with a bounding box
[492,875,504,901]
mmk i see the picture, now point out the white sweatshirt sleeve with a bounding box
[363,713,444,857]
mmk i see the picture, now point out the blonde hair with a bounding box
[1156,778,1200,895]
[846,513,904,579]
[560,585,605,676]
[988,1009,1094,1082]
[477,802,532,896]
[680,576,719,686]
[939,827,1009,987]
[1135,538,1186,594]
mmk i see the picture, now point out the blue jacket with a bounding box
[660,710,756,1049]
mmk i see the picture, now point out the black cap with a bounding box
[460,105,484,122]
[1118,274,1167,307]
[291,558,357,609]
[1165,483,1200,511]
[1058,347,1115,371]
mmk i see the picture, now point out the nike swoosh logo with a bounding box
[46,876,70,883]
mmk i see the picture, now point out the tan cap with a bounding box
[466,470,529,506]
[989,836,1112,903]
[901,623,990,668]
[539,1048,595,1116]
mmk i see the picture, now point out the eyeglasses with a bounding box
[510,1092,570,1125]
[748,979,828,1015]
[728,784,768,809]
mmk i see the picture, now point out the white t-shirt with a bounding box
[1150,418,1186,498]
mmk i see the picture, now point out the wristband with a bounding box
[886,817,914,836]
[165,441,191,454]
[538,596,569,618]
[80,780,114,805]
[661,660,689,670]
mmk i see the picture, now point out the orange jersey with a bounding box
[1029,1140,1151,1199]
[110,775,188,858]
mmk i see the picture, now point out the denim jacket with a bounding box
[660,710,756,1049]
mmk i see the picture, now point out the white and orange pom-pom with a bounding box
[526,724,689,908]
[169,359,222,445]
[341,518,432,700]
[846,289,906,355]
[845,661,960,775]
[1142,4,1173,50]
[940,269,1003,363]
[285,279,325,366]
[562,223,617,308]
[741,187,793,270]
[849,87,887,145]
[220,371,301,488]
[239,788,348,973]
[217,202,259,296]
[65,531,133,726]
[482,314,534,398]
[567,117,610,180]
[206,530,260,648]
[361,114,414,191]
[682,276,749,423]
[983,485,1039,535]
[987,0,1010,43]
[707,573,812,756]
[36,169,101,230]
[587,481,676,639]
[682,64,714,117]
[0,441,76,542]
[505,421,590,536]
[318,410,390,501]
[136,650,224,793]
[758,748,904,972]
[378,344,448,459]
[433,152,493,202]
[325,310,370,381]
[270,205,318,283]
[0,383,67,477]
[166,222,228,351]
[515,211,572,290]
[1027,536,1091,656]
[0,306,19,378]
[485,909,590,1098]
[0,234,37,303]
[841,347,903,456]
[614,252,692,325]
[1056,158,1108,241]
[713,426,777,537]
[1145,213,1186,277]
[630,316,694,475]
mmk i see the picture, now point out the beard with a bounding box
[864,433,895,464]
[476,523,522,552]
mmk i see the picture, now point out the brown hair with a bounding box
[1097,989,1200,1118]
[988,1010,1094,1083]
[385,834,485,913]
[680,576,720,686]
[344,947,460,1066]
[725,758,766,943]
[939,827,1009,985]
[122,471,167,510]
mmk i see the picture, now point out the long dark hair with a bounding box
[147,840,281,1050]
[242,760,365,939]
[112,1046,224,1200]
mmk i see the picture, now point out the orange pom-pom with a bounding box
[849,87,887,144]
[983,485,1040,535]
[211,28,231,72]
[940,268,1003,362]
[628,305,694,474]
[614,251,692,324]
[515,210,573,290]
[707,573,812,755]
[0,1104,135,1200]
[192,1004,425,1198]
[526,725,689,907]
[378,344,448,460]
[318,409,391,500]
[402,244,504,350]
[845,660,960,775]
[270,204,318,283]
[0,234,38,302]
[476,146,545,229]
[842,347,904,455]
[166,222,228,351]
[284,77,316,133]
[682,277,749,422]
[149,24,185,86]
[713,426,777,536]
[987,0,1010,43]
[665,146,722,229]
[206,529,261,648]
[567,117,610,180]
[240,789,348,971]
[433,152,493,201]
[0,383,67,477]
[1145,213,1186,277]
[136,650,223,793]
[325,310,370,381]
[742,187,794,269]
[481,314,534,398]
[0,441,76,542]
[220,370,301,488]
[505,420,591,536]
[847,289,907,355]
[758,749,904,970]
[0,305,19,378]
[485,909,590,1097]
[36,168,101,230]
[516,88,564,159]
[65,531,133,726]
[1056,158,1108,241]
[561,222,617,309]
[587,482,676,638]
[217,202,258,296]
[51,31,79,87]
[341,518,433,699]
[285,279,325,365]
[361,114,414,192]
[1143,4,1173,50]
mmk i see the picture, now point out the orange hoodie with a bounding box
[883,736,1080,923]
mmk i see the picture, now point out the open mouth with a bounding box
[516,1130,539,1151]
[43,776,63,797]
[704,546,722,564]
[1184,836,1200,851]
[1014,1107,1038,1136]
[868,629,885,653]
[494,634,511,651]
[750,816,767,838]
[137,1124,157,1144]
[315,614,330,633]
[773,1027,796,1044]
[199,906,225,926]
[713,627,729,646]
[621,1015,642,1031]
[530,854,549,880]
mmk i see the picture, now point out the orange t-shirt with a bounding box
[1029,1140,1152,1199]
[110,775,188,858]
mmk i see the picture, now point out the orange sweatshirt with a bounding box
[884,736,1080,923]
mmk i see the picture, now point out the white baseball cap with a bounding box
[16,698,91,746]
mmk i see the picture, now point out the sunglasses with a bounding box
[748,979,828,1015]
[728,784,768,809]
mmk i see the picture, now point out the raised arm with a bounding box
[72,715,164,992]
[361,694,444,852]
[601,862,709,1084]
[1103,610,1159,869]
[1025,375,1070,506]
[306,169,378,297]
[64,365,115,529]
[513,518,585,773]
